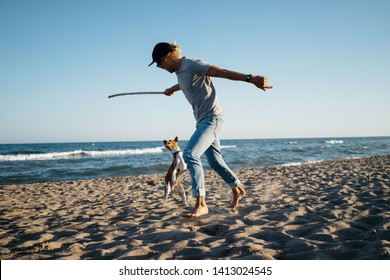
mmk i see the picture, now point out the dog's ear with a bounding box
[174,136,178,141]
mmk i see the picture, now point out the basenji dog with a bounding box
[163,136,189,206]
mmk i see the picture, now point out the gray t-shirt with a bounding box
[175,57,223,123]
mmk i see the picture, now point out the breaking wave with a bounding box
[220,145,237,149]
[325,140,344,144]
[0,147,164,162]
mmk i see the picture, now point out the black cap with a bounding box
[148,42,173,66]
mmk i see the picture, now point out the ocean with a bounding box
[1,137,390,185]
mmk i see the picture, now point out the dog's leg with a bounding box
[171,169,177,185]
[164,181,171,205]
[178,182,189,206]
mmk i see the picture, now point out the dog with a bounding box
[163,136,189,206]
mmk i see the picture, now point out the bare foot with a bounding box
[183,205,209,219]
[231,185,246,209]
[183,196,208,218]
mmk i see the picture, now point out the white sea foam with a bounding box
[281,159,324,167]
[0,147,164,162]
[325,140,344,144]
[0,150,85,161]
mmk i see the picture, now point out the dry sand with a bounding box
[1,156,389,260]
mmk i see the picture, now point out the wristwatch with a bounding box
[245,74,252,82]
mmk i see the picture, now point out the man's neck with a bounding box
[171,57,183,72]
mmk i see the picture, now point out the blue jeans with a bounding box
[183,115,241,197]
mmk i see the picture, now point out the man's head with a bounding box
[149,42,182,73]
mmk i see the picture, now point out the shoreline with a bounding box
[2,136,390,186]
[1,155,389,260]
[0,154,384,186]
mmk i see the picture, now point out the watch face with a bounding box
[246,74,251,82]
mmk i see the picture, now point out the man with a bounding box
[149,42,272,218]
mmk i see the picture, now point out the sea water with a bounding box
[1,137,389,185]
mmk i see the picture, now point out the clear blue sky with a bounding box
[1,0,389,144]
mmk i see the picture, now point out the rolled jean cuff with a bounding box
[228,179,242,189]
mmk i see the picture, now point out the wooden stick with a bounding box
[108,92,165,98]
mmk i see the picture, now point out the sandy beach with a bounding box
[1,155,389,260]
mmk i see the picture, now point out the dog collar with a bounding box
[173,150,182,156]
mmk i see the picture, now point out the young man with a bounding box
[149,42,272,218]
